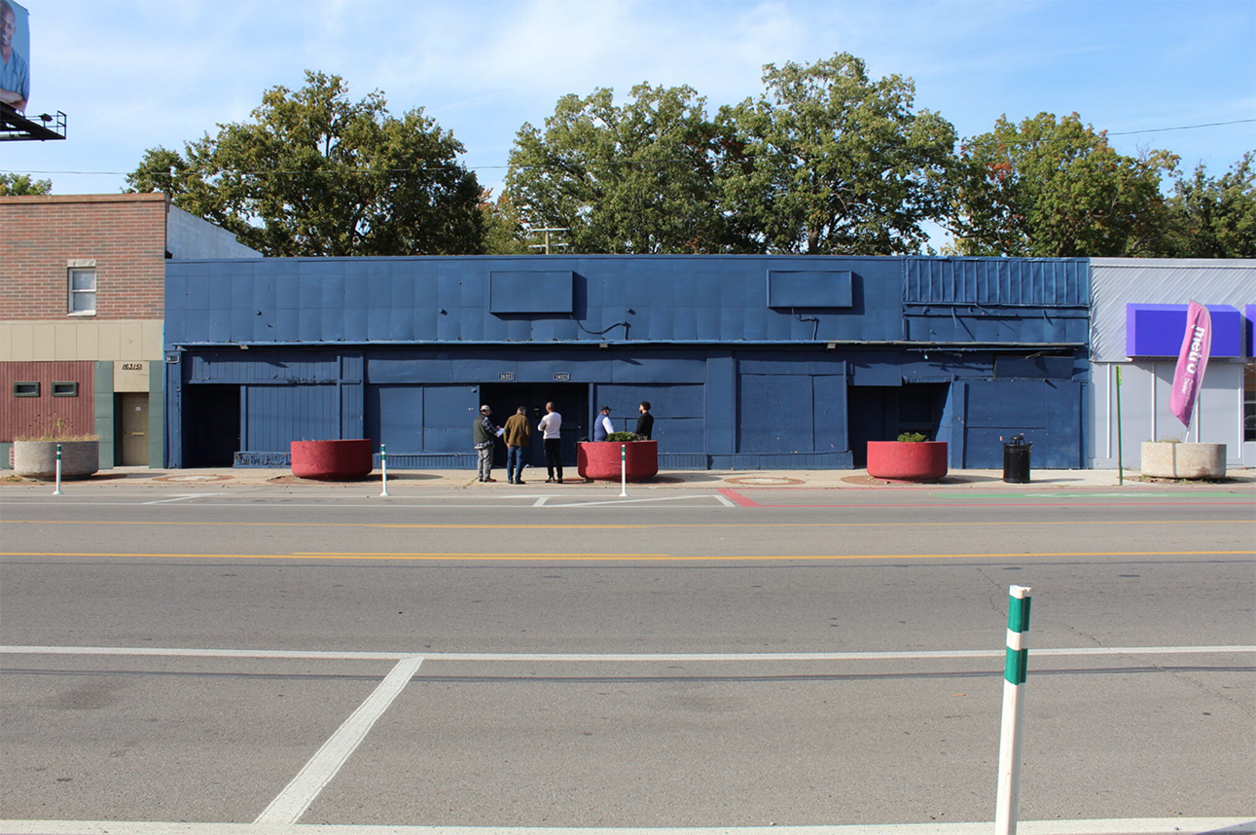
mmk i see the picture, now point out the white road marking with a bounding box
[715,493,736,507]
[0,816,1250,834]
[141,494,213,505]
[533,496,550,507]
[253,655,423,825]
[548,495,725,508]
[3,645,1252,663]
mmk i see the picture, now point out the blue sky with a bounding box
[5,0,1254,206]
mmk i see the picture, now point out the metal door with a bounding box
[119,392,149,466]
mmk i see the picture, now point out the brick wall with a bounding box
[0,194,168,320]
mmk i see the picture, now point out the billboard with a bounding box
[1,0,30,113]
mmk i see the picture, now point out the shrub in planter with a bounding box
[578,434,659,481]
[866,432,948,483]
[13,436,100,480]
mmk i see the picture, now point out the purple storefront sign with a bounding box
[1169,302,1212,429]
[1125,304,1243,358]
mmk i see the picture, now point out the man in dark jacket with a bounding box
[503,406,531,484]
[635,401,654,440]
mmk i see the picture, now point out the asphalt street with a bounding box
[1,482,1253,835]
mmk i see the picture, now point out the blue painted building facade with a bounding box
[163,255,1090,470]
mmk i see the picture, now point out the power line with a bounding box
[1107,118,1255,136]
[5,119,1252,179]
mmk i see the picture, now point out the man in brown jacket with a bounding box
[503,406,532,484]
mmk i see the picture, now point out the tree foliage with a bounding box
[718,53,957,255]
[479,189,531,255]
[0,173,52,195]
[127,71,483,257]
[947,113,1176,257]
[1162,152,1256,258]
[505,83,744,254]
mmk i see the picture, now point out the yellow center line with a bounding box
[2,550,1253,562]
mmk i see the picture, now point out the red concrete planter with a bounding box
[866,441,948,483]
[290,439,374,481]
[577,441,659,481]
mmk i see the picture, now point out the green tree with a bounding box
[127,71,483,257]
[718,53,956,255]
[1162,152,1256,258]
[479,188,532,255]
[947,112,1176,257]
[0,173,52,195]
[506,83,744,254]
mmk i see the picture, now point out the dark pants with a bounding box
[544,438,563,481]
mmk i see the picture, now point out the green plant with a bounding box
[607,431,644,442]
[896,431,928,443]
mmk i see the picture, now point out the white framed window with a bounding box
[68,268,96,314]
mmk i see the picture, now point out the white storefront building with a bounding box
[1089,258,1256,470]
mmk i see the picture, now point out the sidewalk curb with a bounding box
[4,467,1254,491]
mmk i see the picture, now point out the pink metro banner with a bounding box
[1169,301,1212,429]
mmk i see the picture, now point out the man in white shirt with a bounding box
[538,401,563,483]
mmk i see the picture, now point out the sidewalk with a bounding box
[5,465,1255,490]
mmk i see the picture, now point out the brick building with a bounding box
[1,193,258,468]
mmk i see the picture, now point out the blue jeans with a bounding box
[507,446,525,482]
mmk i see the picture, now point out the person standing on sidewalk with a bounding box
[538,401,563,484]
[472,405,500,482]
[503,406,531,484]
[635,401,654,440]
[593,405,614,441]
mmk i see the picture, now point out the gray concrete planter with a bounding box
[13,439,100,480]
[1140,442,1225,479]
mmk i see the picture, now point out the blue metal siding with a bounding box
[166,255,929,347]
[739,375,812,454]
[242,384,339,452]
[903,258,1088,306]
[594,383,705,452]
[959,379,1084,468]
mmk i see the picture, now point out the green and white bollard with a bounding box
[379,443,390,497]
[995,585,1032,835]
[619,443,628,497]
[52,443,63,496]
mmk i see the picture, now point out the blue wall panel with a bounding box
[739,375,813,454]
[243,384,338,452]
[594,383,705,450]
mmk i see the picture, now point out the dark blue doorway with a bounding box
[479,383,588,470]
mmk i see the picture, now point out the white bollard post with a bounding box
[995,585,1032,835]
[379,443,390,497]
[52,443,63,496]
[619,443,628,498]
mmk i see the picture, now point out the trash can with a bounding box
[1003,435,1032,484]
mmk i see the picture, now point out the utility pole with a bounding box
[527,227,569,255]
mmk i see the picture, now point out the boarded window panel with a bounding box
[368,385,425,453]
[490,272,574,314]
[242,385,338,452]
[964,381,1047,429]
[424,385,478,453]
[739,374,812,453]
[766,271,853,309]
